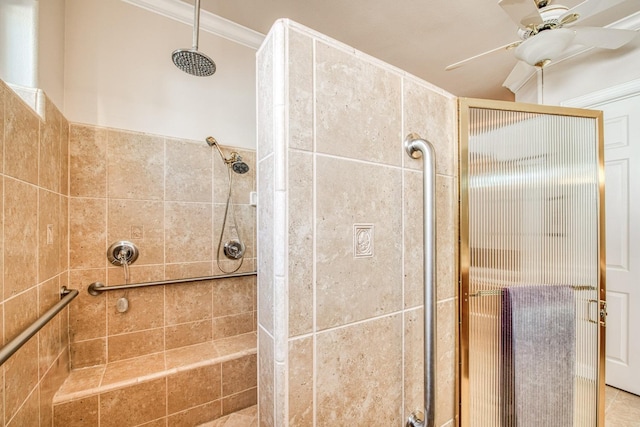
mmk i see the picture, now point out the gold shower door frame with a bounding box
[458,98,606,427]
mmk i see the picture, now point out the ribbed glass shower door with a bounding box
[459,99,606,427]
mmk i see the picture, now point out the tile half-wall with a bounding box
[257,20,459,427]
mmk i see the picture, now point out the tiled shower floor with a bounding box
[198,387,638,427]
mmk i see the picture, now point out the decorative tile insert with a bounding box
[353,224,374,258]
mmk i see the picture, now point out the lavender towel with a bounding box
[501,285,575,427]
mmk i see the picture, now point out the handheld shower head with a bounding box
[205,136,250,174]
[231,159,250,174]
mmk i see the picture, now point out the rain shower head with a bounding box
[172,49,215,77]
[205,136,250,174]
[172,0,215,77]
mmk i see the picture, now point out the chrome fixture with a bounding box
[107,240,139,266]
[405,133,437,427]
[87,271,256,296]
[206,136,250,174]
[206,136,248,272]
[172,0,216,76]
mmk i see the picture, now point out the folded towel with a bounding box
[501,285,575,427]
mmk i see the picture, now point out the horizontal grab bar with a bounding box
[0,287,79,366]
[88,271,257,296]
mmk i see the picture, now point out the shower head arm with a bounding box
[192,0,201,50]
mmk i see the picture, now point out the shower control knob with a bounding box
[224,240,246,260]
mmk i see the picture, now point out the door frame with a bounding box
[458,97,606,426]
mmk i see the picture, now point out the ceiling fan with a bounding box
[446,0,638,89]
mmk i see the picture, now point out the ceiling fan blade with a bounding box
[502,60,536,90]
[445,41,521,70]
[560,0,620,26]
[573,26,638,49]
[498,0,543,28]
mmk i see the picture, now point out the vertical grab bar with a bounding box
[405,133,437,427]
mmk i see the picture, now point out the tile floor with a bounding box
[200,387,639,427]
[606,386,640,427]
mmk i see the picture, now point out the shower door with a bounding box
[459,99,605,426]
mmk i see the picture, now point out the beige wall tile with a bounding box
[69,124,108,197]
[68,268,106,342]
[107,285,164,335]
[8,387,39,427]
[60,117,70,195]
[316,156,403,329]
[165,281,212,325]
[403,78,457,176]
[139,418,167,427]
[40,354,71,427]
[257,155,274,334]
[5,93,39,184]
[107,328,164,362]
[288,150,313,337]
[436,299,457,427]
[0,176,3,297]
[211,276,254,318]
[167,364,222,414]
[404,308,423,420]
[258,328,274,427]
[288,29,314,151]
[60,195,69,271]
[40,97,62,193]
[4,339,38,422]
[436,175,457,301]
[288,337,313,426]
[212,312,254,341]
[222,388,257,416]
[165,202,212,264]
[107,130,164,200]
[166,320,213,350]
[166,138,212,203]
[53,396,99,427]
[165,262,212,280]
[39,188,61,282]
[69,197,106,269]
[100,378,167,427]
[316,315,403,425]
[70,338,106,368]
[101,353,166,386]
[4,178,38,297]
[222,354,257,396]
[38,277,62,377]
[404,170,423,308]
[315,42,402,166]
[4,288,37,343]
[108,199,164,266]
[167,401,222,427]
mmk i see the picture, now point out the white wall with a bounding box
[64,0,257,148]
[515,30,640,105]
[38,0,66,110]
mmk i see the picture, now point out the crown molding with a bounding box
[122,0,265,49]
[561,77,640,107]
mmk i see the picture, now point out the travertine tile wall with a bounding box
[257,20,459,426]
[0,80,71,426]
[68,124,257,368]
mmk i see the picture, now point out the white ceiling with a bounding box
[195,0,640,100]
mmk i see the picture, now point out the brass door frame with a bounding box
[457,98,606,426]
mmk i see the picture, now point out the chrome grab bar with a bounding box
[0,287,79,366]
[405,133,437,427]
[88,271,257,296]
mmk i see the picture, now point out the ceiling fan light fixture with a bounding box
[515,28,575,66]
